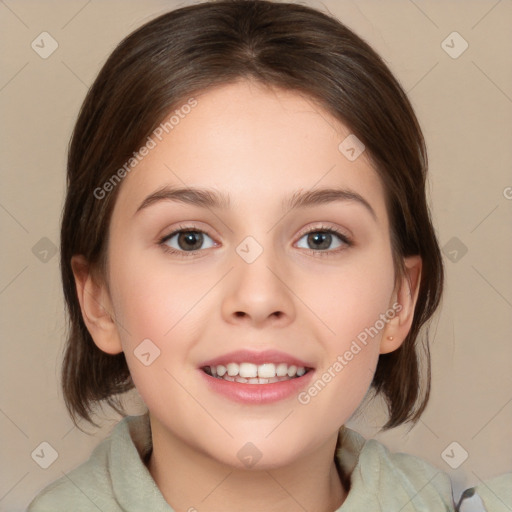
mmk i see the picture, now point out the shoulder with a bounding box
[26,446,113,511]
[470,472,512,512]
[27,416,142,512]
[337,428,456,511]
[361,437,455,507]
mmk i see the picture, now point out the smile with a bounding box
[202,362,311,384]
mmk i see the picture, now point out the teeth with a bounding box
[276,363,288,377]
[287,365,297,377]
[258,363,275,378]
[239,363,258,378]
[226,363,239,376]
[205,362,308,381]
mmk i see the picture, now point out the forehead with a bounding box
[112,79,388,225]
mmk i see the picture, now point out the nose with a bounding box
[221,244,296,328]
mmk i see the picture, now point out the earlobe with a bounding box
[380,255,422,354]
[70,255,123,355]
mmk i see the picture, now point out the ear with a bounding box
[70,255,123,355]
[380,255,422,354]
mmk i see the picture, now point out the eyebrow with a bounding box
[134,185,377,221]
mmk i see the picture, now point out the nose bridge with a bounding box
[221,233,295,326]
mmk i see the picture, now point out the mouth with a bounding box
[199,349,315,384]
[198,350,315,404]
[201,362,313,384]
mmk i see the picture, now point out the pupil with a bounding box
[309,232,331,250]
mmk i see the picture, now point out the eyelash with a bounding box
[158,223,353,258]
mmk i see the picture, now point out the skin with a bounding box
[72,79,421,512]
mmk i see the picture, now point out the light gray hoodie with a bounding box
[27,414,511,511]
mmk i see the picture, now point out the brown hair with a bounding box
[61,0,443,430]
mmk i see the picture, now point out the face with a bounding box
[97,80,405,468]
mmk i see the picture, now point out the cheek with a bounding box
[106,248,213,407]
[294,246,395,422]
[107,251,206,410]
[108,247,207,344]
[300,244,395,347]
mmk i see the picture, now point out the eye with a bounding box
[296,226,352,255]
[158,224,352,258]
[159,226,216,256]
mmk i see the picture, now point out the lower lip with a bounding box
[198,369,315,404]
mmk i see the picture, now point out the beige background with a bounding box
[1,0,511,510]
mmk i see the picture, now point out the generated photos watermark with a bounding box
[93,97,198,200]
[297,301,402,405]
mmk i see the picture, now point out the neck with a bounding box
[146,416,347,512]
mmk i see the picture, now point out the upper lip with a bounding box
[199,349,314,369]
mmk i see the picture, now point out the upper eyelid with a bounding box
[160,222,215,239]
[297,223,351,237]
